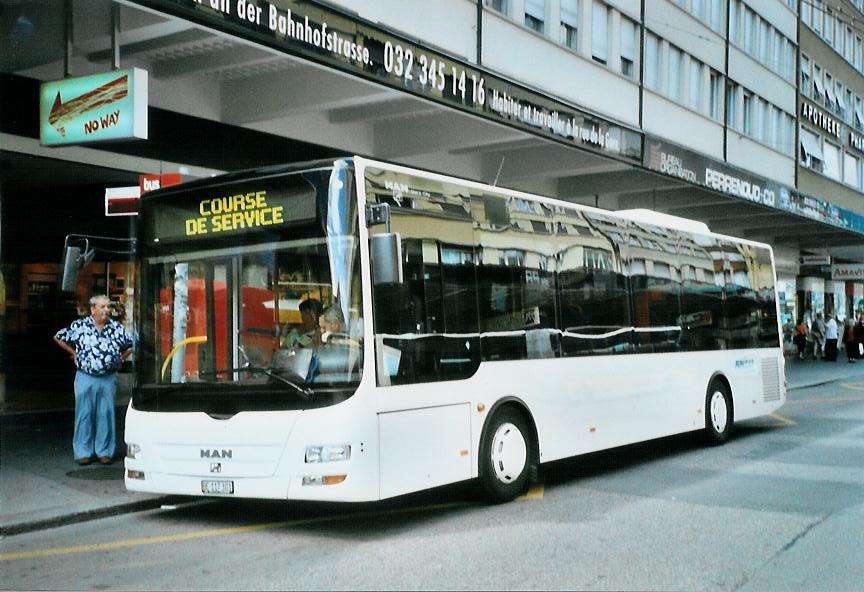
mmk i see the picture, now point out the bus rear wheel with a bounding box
[479,407,533,503]
[705,379,733,445]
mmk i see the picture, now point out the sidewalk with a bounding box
[2,355,863,537]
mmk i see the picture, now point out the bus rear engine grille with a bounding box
[761,357,782,402]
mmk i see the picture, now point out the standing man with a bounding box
[53,295,133,465]
[811,311,826,360]
[824,314,839,362]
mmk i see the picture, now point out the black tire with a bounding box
[479,407,533,503]
[704,379,733,445]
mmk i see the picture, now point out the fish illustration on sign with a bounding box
[48,74,128,137]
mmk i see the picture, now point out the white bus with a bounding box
[124,156,785,503]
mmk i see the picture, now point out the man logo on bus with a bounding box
[210,463,222,474]
[201,449,233,459]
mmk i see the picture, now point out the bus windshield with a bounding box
[135,162,363,412]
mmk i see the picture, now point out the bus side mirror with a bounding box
[371,232,403,286]
[60,239,95,292]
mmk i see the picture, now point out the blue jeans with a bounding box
[73,371,117,460]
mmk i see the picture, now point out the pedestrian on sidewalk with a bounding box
[855,313,864,360]
[794,318,808,359]
[824,314,839,362]
[843,318,858,363]
[811,312,826,360]
[53,294,133,466]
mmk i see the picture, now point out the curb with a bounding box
[0,495,190,537]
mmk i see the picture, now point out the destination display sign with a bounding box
[144,176,317,243]
[40,68,148,146]
[131,0,641,162]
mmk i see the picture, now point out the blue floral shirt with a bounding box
[55,316,134,376]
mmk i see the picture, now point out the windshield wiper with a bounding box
[203,365,314,401]
[243,366,314,401]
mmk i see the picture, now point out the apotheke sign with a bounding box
[800,101,841,138]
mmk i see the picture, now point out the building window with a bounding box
[801,54,811,96]
[709,0,723,32]
[772,107,782,151]
[692,0,706,21]
[524,0,545,33]
[758,20,770,64]
[644,32,660,90]
[824,72,835,110]
[743,7,755,53]
[856,96,864,131]
[759,99,770,143]
[486,0,509,16]
[813,64,824,103]
[785,41,796,82]
[844,152,860,188]
[855,36,862,70]
[560,0,579,49]
[824,9,834,45]
[668,45,683,101]
[725,82,737,128]
[709,71,722,120]
[620,17,636,78]
[689,58,703,111]
[800,127,824,171]
[592,1,609,64]
[823,142,841,179]
[729,0,740,45]
[787,115,796,156]
[772,30,783,73]
[743,91,754,135]
[812,1,823,36]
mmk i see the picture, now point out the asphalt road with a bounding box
[2,378,863,591]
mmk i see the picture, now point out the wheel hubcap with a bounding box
[710,391,728,434]
[490,422,527,483]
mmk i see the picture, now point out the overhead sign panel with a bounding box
[132,0,641,163]
[832,264,864,280]
[644,137,864,236]
[40,68,148,146]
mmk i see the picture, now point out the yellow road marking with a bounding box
[518,484,545,501]
[0,501,467,562]
[768,412,797,426]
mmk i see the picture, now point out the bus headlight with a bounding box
[305,444,351,463]
[126,443,141,459]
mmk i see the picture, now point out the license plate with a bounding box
[201,480,234,495]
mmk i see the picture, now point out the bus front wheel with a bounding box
[705,379,733,445]
[479,407,533,503]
